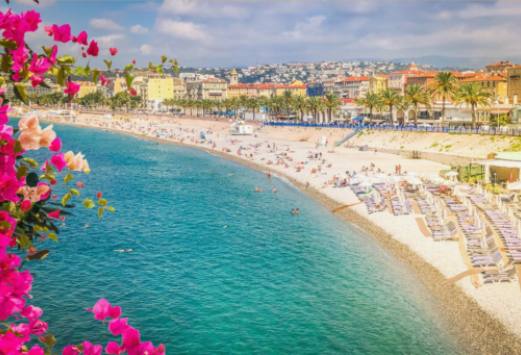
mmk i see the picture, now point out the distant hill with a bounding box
[391,55,521,70]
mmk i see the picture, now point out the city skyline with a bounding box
[6,0,521,68]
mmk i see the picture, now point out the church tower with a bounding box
[229,68,238,85]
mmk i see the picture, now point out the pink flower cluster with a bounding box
[0,8,162,355]
[60,299,165,355]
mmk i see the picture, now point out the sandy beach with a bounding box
[37,110,521,353]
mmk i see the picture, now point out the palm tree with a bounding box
[434,72,458,125]
[454,83,491,129]
[395,96,411,126]
[246,97,260,120]
[404,84,431,124]
[323,93,341,123]
[291,95,307,121]
[379,89,401,124]
[306,97,322,123]
[356,92,381,123]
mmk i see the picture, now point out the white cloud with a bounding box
[437,0,521,20]
[156,19,208,41]
[131,24,149,34]
[97,34,125,47]
[160,0,248,18]
[284,15,326,40]
[90,18,123,31]
[140,44,153,55]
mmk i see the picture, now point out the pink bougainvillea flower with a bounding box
[48,45,58,64]
[20,199,32,213]
[122,326,141,349]
[82,341,102,355]
[129,87,137,97]
[27,345,44,355]
[90,299,121,321]
[76,181,85,189]
[108,317,128,336]
[47,210,60,219]
[29,53,52,75]
[46,23,71,43]
[18,183,51,203]
[86,40,99,57]
[0,105,9,124]
[0,174,21,203]
[109,47,118,56]
[72,30,88,45]
[31,75,43,87]
[49,137,62,152]
[99,74,109,86]
[50,153,66,172]
[62,345,80,355]
[0,210,17,237]
[64,81,80,97]
[21,305,43,322]
[18,116,40,130]
[105,341,123,355]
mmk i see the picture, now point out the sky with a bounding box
[6,0,521,68]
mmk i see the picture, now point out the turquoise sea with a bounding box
[29,124,461,354]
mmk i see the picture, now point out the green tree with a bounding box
[291,95,307,121]
[455,83,491,129]
[356,92,381,123]
[434,72,458,125]
[379,89,401,124]
[323,93,341,123]
[404,84,431,124]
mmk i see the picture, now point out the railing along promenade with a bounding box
[263,121,521,137]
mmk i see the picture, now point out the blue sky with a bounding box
[6,0,521,68]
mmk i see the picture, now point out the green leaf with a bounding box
[22,157,38,168]
[0,39,17,49]
[107,206,116,213]
[161,55,167,64]
[124,73,134,88]
[64,173,74,183]
[40,334,57,347]
[97,207,104,219]
[13,84,29,105]
[98,198,107,206]
[48,232,58,242]
[16,165,28,180]
[123,63,134,72]
[57,55,75,65]
[61,192,71,207]
[70,188,80,196]
[83,198,95,209]
[104,59,112,70]
[18,234,31,249]
[92,69,100,84]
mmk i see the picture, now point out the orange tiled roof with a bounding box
[460,73,505,82]
[229,82,307,90]
[337,76,369,83]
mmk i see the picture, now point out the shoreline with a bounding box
[44,114,521,354]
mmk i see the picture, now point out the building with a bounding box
[147,76,174,103]
[227,81,307,99]
[507,66,521,105]
[485,61,513,75]
[77,81,99,98]
[229,68,238,85]
[460,73,508,104]
[330,76,369,99]
[388,63,435,94]
[186,77,227,101]
[368,75,388,94]
[173,77,187,99]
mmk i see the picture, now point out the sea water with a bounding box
[29,124,461,354]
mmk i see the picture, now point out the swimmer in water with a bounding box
[255,186,262,192]
[272,187,277,193]
[291,208,300,216]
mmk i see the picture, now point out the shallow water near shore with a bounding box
[30,124,462,354]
